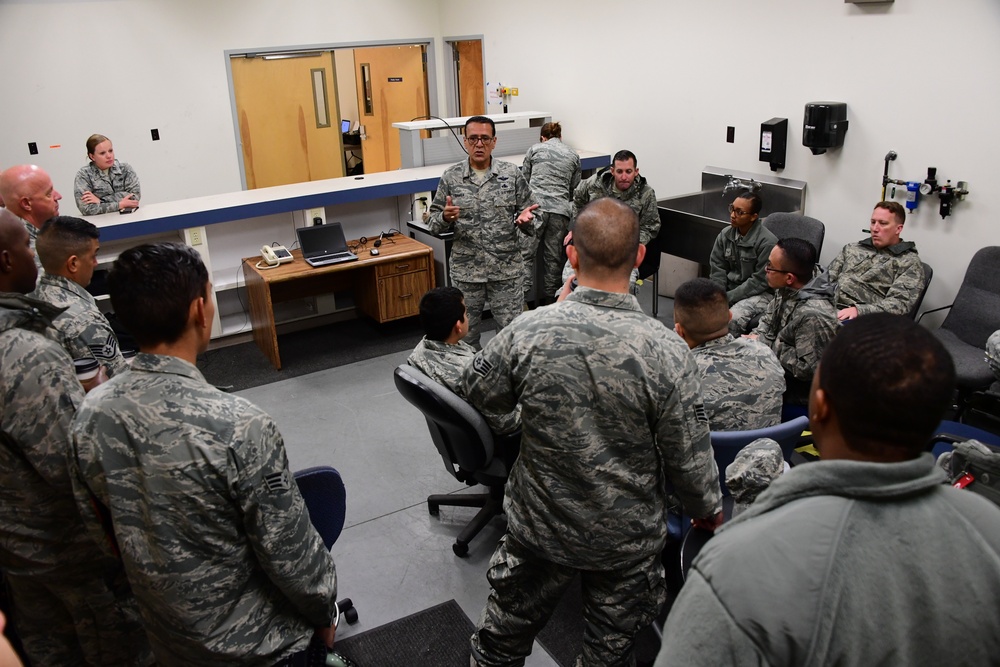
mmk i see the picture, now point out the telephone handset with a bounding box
[261,244,293,266]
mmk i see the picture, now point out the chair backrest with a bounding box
[393,364,496,482]
[294,466,346,550]
[942,247,1000,348]
[710,415,810,495]
[908,262,933,320]
[763,212,826,258]
[637,209,668,279]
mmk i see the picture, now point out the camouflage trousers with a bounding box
[520,212,571,301]
[452,277,525,350]
[470,533,665,667]
[5,564,152,666]
[730,292,774,335]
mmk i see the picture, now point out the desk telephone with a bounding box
[261,244,293,266]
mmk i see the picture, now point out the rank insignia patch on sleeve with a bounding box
[472,355,495,378]
[694,404,709,423]
[263,470,291,493]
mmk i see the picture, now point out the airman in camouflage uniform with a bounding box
[987,330,1000,383]
[427,116,539,349]
[674,278,784,431]
[69,243,337,666]
[692,335,785,431]
[828,201,923,321]
[0,209,151,667]
[74,159,141,216]
[520,124,581,300]
[572,150,659,246]
[464,199,721,667]
[31,216,128,376]
[725,438,785,516]
[750,239,838,385]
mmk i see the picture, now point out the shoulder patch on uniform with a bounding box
[471,355,495,378]
[694,404,709,423]
[263,470,291,493]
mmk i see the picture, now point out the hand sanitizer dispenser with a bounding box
[803,102,848,155]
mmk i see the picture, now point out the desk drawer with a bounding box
[377,271,431,321]
[375,255,428,278]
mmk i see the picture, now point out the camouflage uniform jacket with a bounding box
[573,167,659,245]
[21,218,42,272]
[0,293,116,576]
[74,159,142,216]
[827,237,923,315]
[988,330,1000,382]
[31,272,129,377]
[407,337,520,435]
[691,334,785,431]
[427,158,535,283]
[463,287,722,569]
[709,220,778,305]
[751,277,838,382]
[70,353,337,666]
[520,138,581,218]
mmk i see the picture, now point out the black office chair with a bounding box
[920,247,1000,397]
[763,212,826,258]
[637,212,667,317]
[293,466,358,625]
[908,262,934,320]
[393,364,518,556]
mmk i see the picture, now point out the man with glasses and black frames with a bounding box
[427,116,539,349]
[709,190,779,334]
[747,237,838,403]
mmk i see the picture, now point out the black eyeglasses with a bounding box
[729,204,751,217]
[764,262,792,274]
[465,136,495,146]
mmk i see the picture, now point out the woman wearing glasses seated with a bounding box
[74,134,141,215]
[708,190,779,334]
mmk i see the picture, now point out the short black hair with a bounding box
[612,150,637,168]
[465,116,495,137]
[419,286,465,342]
[108,243,209,347]
[819,313,955,457]
[775,237,817,283]
[36,216,100,272]
[734,190,763,216]
[673,278,729,342]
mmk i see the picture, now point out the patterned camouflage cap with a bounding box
[726,438,785,516]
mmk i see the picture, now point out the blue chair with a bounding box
[929,420,1000,459]
[711,415,810,495]
[293,466,357,625]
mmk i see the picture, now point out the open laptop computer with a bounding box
[296,222,359,268]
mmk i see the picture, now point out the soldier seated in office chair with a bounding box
[408,286,521,443]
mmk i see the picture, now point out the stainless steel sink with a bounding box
[656,167,807,265]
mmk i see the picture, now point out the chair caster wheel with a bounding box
[428,503,440,515]
[344,607,359,624]
[453,541,469,557]
[337,598,353,612]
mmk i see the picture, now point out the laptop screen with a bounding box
[297,223,350,257]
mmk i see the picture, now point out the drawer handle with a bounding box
[394,263,410,270]
[398,293,413,300]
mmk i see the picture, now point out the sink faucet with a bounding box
[722,175,762,197]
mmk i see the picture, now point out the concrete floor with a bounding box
[236,289,675,666]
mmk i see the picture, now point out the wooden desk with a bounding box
[243,236,435,369]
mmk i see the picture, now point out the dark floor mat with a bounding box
[334,599,475,667]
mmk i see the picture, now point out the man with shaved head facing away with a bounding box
[464,197,722,667]
[0,208,151,666]
[657,313,1000,666]
[674,277,784,431]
